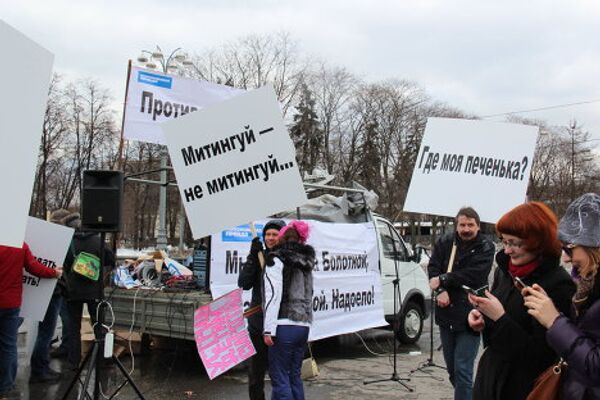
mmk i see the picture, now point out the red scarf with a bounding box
[508,259,540,278]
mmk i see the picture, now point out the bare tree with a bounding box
[49,79,118,210]
[306,64,357,173]
[509,116,600,216]
[189,32,308,116]
[120,141,161,248]
[30,74,68,218]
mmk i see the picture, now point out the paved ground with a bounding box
[7,317,460,399]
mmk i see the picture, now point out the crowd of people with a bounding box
[2,192,599,400]
[429,194,600,400]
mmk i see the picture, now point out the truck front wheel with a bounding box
[395,301,423,344]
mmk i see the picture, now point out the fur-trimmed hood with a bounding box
[267,241,316,272]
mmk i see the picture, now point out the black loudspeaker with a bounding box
[81,170,123,232]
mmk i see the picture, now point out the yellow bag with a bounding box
[301,343,319,379]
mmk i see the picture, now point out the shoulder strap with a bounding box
[69,240,78,258]
[447,242,457,273]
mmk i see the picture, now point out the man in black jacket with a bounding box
[60,213,115,369]
[237,220,285,400]
[428,207,494,400]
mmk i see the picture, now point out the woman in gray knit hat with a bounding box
[523,193,600,399]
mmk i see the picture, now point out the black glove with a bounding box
[250,237,264,257]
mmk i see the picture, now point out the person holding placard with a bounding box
[238,219,285,400]
[29,209,71,383]
[428,207,495,400]
[0,243,62,397]
[468,202,576,400]
[263,220,315,400]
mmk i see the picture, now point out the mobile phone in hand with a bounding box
[514,277,529,291]
[462,285,488,297]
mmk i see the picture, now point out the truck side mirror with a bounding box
[411,244,423,263]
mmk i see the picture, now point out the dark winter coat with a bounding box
[473,251,576,400]
[62,231,115,302]
[546,272,600,400]
[237,247,270,336]
[428,232,495,331]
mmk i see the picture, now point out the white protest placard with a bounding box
[210,219,387,341]
[163,85,307,239]
[0,21,54,248]
[123,66,243,145]
[404,118,539,223]
[21,217,73,321]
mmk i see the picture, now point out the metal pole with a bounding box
[571,122,576,202]
[136,47,188,251]
[157,149,168,250]
[178,200,185,252]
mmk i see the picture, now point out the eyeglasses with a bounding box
[501,240,523,249]
[561,244,577,257]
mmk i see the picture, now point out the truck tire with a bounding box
[396,301,423,344]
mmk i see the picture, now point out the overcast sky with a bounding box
[2,0,599,148]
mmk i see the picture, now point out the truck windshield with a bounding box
[377,220,408,261]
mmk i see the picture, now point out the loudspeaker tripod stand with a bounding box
[409,290,446,378]
[60,232,146,400]
[363,278,413,392]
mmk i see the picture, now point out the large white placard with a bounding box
[123,66,243,144]
[0,21,54,248]
[404,118,539,223]
[20,217,73,321]
[210,219,387,341]
[163,86,307,239]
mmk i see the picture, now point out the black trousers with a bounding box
[248,331,269,400]
[65,300,98,368]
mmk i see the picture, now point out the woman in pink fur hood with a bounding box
[263,219,314,399]
[277,220,310,244]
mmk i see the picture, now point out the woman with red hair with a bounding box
[468,202,576,400]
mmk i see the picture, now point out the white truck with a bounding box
[281,183,431,344]
[108,183,431,344]
[372,213,431,343]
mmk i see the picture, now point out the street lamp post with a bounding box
[136,46,192,250]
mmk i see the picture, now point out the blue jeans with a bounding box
[268,325,309,400]
[440,326,480,400]
[31,294,62,376]
[0,307,21,393]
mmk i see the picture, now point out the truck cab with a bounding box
[374,214,431,343]
[283,182,431,344]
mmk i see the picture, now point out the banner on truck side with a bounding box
[162,85,307,239]
[194,288,255,380]
[0,21,54,248]
[403,118,539,224]
[123,66,243,145]
[20,218,74,321]
[210,219,387,341]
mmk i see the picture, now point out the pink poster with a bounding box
[194,288,256,380]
